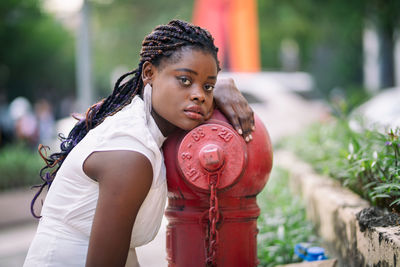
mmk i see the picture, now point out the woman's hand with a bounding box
[213,78,255,142]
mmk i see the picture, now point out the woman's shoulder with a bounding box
[85,97,159,159]
[101,96,145,128]
[93,97,146,138]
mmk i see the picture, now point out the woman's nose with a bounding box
[190,86,205,103]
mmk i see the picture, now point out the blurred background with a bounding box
[0,0,399,266]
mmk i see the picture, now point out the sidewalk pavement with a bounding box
[0,72,328,266]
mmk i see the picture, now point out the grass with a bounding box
[257,167,319,266]
[0,143,43,191]
[280,118,400,213]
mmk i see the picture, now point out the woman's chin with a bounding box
[179,121,203,131]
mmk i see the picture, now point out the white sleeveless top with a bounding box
[24,96,167,266]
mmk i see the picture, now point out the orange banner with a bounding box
[193,0,260,72]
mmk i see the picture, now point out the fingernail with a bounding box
[252,125,256,131]
[249,134,253,140]
[245,136,250,142]
[238,129,243,135]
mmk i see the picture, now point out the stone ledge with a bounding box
[275,150,400,267]
[277,258,338,267]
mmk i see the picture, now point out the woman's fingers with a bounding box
[222,103,254,142]
[218,102,255,142]
[219,104,243,134]
[234,104,254,142]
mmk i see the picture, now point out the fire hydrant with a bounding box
[163,110,273,267]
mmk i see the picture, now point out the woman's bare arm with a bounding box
[83,150,153,267]
[213,78,255,142]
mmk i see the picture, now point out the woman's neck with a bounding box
[150,109,177,137]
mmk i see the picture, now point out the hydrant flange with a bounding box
[177,123,246,191]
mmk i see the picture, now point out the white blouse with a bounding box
[24,96,167,267]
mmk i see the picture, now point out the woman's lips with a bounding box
[184,110,204,120]
[184,106,204,120]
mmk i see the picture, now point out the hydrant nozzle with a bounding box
[199,144,224,171]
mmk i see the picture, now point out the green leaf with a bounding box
[374,184,400,191]
[371,194,391,201]
[390,198,400,207]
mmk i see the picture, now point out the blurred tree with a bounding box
[257,0,399,98]
[90,0,193,96]
[366,0,400,88]
[257,0,316,70]
[0,0,75,105]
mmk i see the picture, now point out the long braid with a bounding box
[31,19,219,218]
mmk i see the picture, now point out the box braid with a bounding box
[31,19,220,218]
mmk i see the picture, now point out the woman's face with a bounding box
[146,48,218,136]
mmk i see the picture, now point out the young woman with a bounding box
[24,20,254,267]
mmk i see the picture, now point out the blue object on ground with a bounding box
[294,243,327,261]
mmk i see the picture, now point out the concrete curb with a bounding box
[275,150,400,267]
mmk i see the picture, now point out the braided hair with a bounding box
[31,19,220,218]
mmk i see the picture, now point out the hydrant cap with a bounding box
[177,123,246,190]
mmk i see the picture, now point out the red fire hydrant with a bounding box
[163,110,273,267]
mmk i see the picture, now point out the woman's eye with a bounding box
[204,84,215,92]
[179,77,191,86]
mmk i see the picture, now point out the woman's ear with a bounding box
[142,61,155,84]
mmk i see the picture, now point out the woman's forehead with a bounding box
[161,50,218,77]
[158,46,217,68]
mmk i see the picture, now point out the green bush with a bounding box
[0,143,42,191]
[281,119,400,213]
[257,167,319,266]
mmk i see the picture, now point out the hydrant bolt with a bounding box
[199,144,224,171]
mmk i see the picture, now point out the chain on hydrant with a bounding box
[206,171,221,266]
